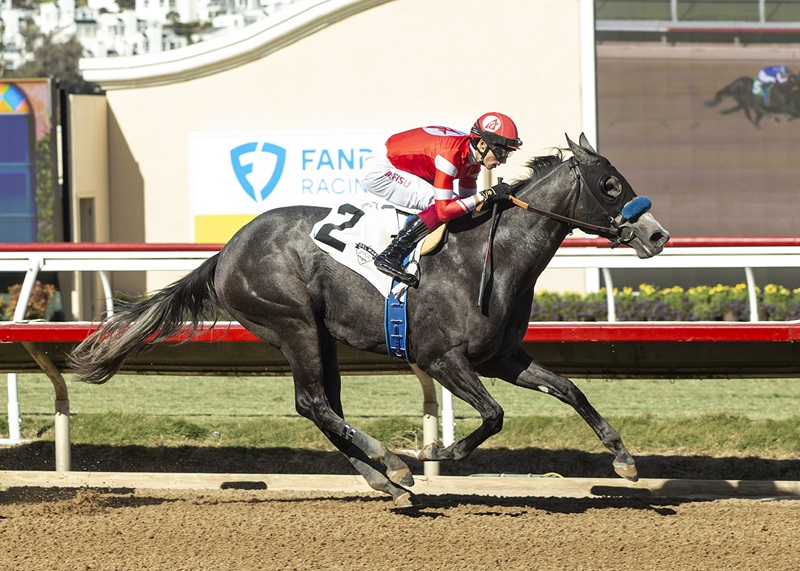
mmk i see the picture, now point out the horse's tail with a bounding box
[705,77,751,108]
[68,254,221,384]
[705,85,731,108]
[704,93,723,108]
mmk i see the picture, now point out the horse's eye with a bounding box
[600,175,622,199]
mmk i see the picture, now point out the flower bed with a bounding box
[1,281,60,321]
[531,284,800,322]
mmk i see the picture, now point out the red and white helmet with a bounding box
[470,112,523,150]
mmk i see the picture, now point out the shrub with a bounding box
[531,283,800,322]
[2,281,59,321]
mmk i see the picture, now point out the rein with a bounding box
[508,195,621,239]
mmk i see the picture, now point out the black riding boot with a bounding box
[374,215,431,288]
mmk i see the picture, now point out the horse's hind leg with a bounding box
[235,313,415,505]
[719,104,742,115]
[317,330,416,507]
[478,347,638,481]
[325,431,416,507]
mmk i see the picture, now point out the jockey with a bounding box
[360,112,522,287]
[754,65,792,107]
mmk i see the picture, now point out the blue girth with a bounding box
[384,278,410,361]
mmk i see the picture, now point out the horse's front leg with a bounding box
[416,351,505,462]
[477,346,638,482]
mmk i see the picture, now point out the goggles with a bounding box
[489,144,514,160]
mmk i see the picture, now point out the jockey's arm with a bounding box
[432,168,484,222]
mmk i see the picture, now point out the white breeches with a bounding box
[360,150,435,211]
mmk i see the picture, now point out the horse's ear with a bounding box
[578,132,597,154]
[566,133,597,164]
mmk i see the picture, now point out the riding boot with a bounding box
[374,215,431,288]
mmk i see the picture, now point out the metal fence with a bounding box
[596,0,800,22]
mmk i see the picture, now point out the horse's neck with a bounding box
[496,165,577,287]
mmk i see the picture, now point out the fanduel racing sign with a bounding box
[189,131,387,243]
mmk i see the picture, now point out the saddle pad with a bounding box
[311,200,420,298]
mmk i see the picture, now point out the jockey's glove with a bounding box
[481,179,512,206]
[488,179,512,199]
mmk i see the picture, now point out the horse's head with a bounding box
[567,133,670,258]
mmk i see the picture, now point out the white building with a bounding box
[0,0,296,69]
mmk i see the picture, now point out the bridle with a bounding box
[476,156,636,309]
[505,156,635,248]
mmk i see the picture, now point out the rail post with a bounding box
[3,256,42,445]
[410,364,439,477]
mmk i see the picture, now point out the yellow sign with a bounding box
[193,214,256,244]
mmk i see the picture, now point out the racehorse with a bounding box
[69,134,670,507]
[705,75,800,128]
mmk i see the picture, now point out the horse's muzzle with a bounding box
[619,212,670,259]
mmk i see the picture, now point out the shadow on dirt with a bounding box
[0,483,688,516]
[2,441,798,481]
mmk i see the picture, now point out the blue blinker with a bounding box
[621,196,652,222]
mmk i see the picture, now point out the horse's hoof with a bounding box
[387,466,415,488]
[391,491,419,508]
[613,460,639,482]
[418,440,443,461]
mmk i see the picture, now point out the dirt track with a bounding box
[2,444,800,570]
[1,486,799,570]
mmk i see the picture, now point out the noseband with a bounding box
[506,156,632,246]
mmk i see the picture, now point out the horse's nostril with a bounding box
[651,232,669,246]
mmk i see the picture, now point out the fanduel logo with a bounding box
[230,142,286,203]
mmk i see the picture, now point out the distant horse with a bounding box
[69,134,670,507]
[705,75,800,128]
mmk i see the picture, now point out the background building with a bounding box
[1,0,297,67]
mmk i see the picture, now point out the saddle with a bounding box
[419,221,447,255]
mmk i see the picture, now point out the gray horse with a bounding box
[69,134,670,506]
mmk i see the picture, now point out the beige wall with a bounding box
[69,94,110,242]
[82,0,591,292]
[67,95,112,318]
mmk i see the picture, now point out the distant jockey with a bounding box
[753,65,792,107]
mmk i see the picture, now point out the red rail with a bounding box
[522,322,800,343]
[2,321,798,345]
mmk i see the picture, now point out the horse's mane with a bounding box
[526,150,565,178]
[511,149,565,189]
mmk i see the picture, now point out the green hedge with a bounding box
[531,283,800,321]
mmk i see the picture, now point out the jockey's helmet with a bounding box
[470,112,523,157]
